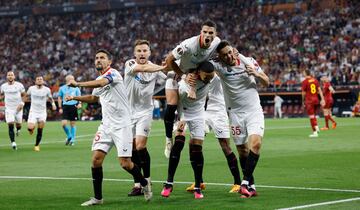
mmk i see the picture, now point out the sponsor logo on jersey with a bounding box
[177,47,184,55]
[135,75,151,84]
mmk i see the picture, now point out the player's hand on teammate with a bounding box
[65,95,74,102]
[245,64,259,77]
[67,79,78,87]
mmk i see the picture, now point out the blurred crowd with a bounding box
[0,0,359,94]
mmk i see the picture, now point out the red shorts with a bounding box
[323,99,333,109]
[305,103,319,116]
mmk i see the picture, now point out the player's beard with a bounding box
[96,63,103,71]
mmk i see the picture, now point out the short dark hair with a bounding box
[96,49,112,60]
[202,20,217,29]
[197,61,214,73]
[134,39,150,48]
[304,69,311,76]
[216,40,231,53]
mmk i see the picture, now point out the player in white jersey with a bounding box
[124,40,168,196]
[186,74,242,193]
[0,71,26,150]
[65,49,152,206]
[163,20,221,158]
[26,75,56,152]
[211,40,270,198]
[161,61,215,199]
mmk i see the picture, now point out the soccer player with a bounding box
[211,40,270,198]
[320,76,337,130]
[274,93,284,118]
[0,71,26,150]
[163,20,220,158]
[26,75,57,152]
[301,70,325,137]
[65,49,152,206]
[161,61,215,199]
[58,75,81,145]
[124,39,168,196]
[186,74,242,193]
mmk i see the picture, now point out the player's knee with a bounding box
[218,138,232,155]
[135,138,147,150]
[250,138,262,153]
[119,158,132,170]
[8,123,14,129]
[237,144,249,157]
[92,155,105,168]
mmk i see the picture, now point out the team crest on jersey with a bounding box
[129,60,136,67]
[177,47,184,55]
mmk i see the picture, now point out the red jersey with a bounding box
[322,82,333,101]
[302,77,320,105]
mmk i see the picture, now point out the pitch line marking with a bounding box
[0,176,359,193]
[277,197,360,210]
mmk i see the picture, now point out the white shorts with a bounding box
[5,109,23,123]
[131,114,152,138]
[205,110,230,139]
[186,119,205,140]
[229,109,264,145]
[92,124,133,157]
[28,111,47,124]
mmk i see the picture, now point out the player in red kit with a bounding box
[320,76,337,130]
[301,70,325,137]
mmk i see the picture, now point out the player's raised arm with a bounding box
[68,78,110,89]
[65,95,99,104]
[130,61,169,73]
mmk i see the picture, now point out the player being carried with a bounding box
[163,20,220,158]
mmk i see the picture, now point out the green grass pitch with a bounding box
[0,118,360,210]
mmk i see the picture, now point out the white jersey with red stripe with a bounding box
[172,35,220,73]
[92,67,131,129]
[0,81,25,111]
[27,85,52,114]
[124,59,167,118]
[211,56,263,112]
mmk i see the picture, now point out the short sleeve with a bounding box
[172,40,190,60]
[76,87,81,96]
[103,69,121,84]
[20,83,25,93]
[125,59,138,76]
[27,87,32,95]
